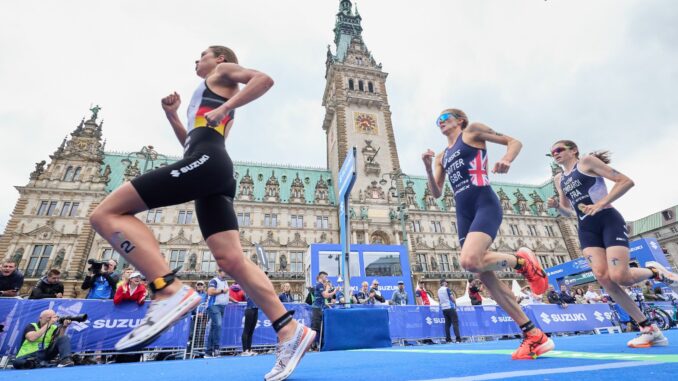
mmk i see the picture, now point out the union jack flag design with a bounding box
[468,150,490,186]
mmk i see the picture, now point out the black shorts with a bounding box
[131,128,238,239]
[577,207,629,250]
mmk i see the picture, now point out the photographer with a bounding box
[12,309,74,369]
[28,269,64,300]
[81,259,117,299]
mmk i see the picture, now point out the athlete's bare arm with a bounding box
[548,173,575,217]
[465,122,522,174]
[161,92,187,146]
[422,149,445,198]
[578,155,635,216]
[204,63,274,126]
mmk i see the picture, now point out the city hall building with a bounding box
[0,1,585,300]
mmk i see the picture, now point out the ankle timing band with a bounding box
[272,310,295,333]
[638,319,651,328]
[520,321,535,333]
[149,267,181,293]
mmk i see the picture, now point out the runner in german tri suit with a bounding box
[549,140,676,348]
[422,109,553,360]
[89,46,314,381]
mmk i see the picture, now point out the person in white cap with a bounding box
[114,271,148,305]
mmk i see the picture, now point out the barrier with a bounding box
[322,308,391,351]
[0,298,190,356]
[1,298,645,357]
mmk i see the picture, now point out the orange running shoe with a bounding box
[512,329,555,360]
[515,247,548,295]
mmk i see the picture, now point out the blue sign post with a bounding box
[338,147,357,302]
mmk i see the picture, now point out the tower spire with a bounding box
[333,0,363,62]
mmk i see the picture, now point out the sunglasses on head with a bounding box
[550,147,569,156]
[436,113,456,127]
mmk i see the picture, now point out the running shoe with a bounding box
[264,323,316,381]
[646,261,678,285]
[515,247,548,295]
[511,329,554,360]
[115,285,202,351]
[627,324,669,348]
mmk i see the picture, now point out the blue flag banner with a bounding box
[0,298,190,355]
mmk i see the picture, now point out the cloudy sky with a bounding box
[1,0,676,230]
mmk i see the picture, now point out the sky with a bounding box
[1,0,677,231]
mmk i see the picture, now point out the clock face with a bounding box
[354,112,378,135]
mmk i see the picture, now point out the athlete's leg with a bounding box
[206,231,298,341]
[459,232,517,272]
[89,183,182,298]
[606,246,654,286]
[461,233,529,325]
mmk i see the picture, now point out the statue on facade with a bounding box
[89,104,102,121]
[279,254,288,271]
[360,206,368,220]
[53,250,65,269]
[30,160,46,179]
[188,252,197,271]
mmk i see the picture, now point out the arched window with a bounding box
[358,80,364,91]
[368,82,374,93]
[63,166,74,182]
[348,79,354,90]
[73,167,82,181]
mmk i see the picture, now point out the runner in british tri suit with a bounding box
[423,109,553,360]
[548,140,676,348]
[89,46,314,381]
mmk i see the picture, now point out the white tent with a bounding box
[455,280,497,306]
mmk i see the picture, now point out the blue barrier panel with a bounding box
[525,303,615,333]
[457,305,522,337]
[218,303,312,348]
[322,308,391,351]
[0,298,190,356]
[0,298,23,354]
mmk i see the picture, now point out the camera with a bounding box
[58,314,88,324]
[87,259,107,274]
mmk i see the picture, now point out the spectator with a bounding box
[584,285,602,303]
[469,279,483,306]
[642,281,659,301]
[438,280,461,343]
[12,309,73,369]
[278,282,294,303]
[107,259,120,285]
[0,259,24,297]
[356,281,371,304]
[81,261,117,300]
[241,293,259,356]
[558,285,576,304]
[229,283,246,303]
[311,271,339,349]
[573,288,586,304]
[654,286,668,301]
[304,286,314,305]
[113,271,148,305]
[546,285,563,306]
[415,281,431,306]
[391,280,408,305]
[325,280,338,306]
[205,269,230,358]
[28,269,64,299]
[518,286,542,305]
[369,280,386,305]
[195,281,208,305]
[116,267,133,288]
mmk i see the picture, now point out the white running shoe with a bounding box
[627,324,669,348]
[115,285,201,351]
[264,324,316,381]
[646,261,678,285]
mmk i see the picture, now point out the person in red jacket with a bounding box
[229,283,246,303]
[114,271,148,305]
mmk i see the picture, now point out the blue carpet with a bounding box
[7,330,678,381]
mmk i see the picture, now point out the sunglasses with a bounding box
[436,113,456,127]
[550,147,569,156]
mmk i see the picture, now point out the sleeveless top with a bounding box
[559,162,611,220]
[186,81,235,137]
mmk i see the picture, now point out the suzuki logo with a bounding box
[70,320,90,332]
[594,311,605,322]
[425,317,433,326]
[540,312,551,324]
[491,316,497,324]
[170,170,180,177]
[650,241,659,250]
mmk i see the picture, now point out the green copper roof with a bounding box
[102,151,336,205]
[630,205,677,235]
[406,175,558,217]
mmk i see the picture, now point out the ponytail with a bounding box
[589,150,611,164]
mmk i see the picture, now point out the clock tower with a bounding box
[322,0,405,246]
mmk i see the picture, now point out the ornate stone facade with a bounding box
[1,1,582,300]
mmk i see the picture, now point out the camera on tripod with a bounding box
[87,259,107,274]
[57,314,88,324]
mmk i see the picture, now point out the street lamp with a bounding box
[379,170,410,248]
